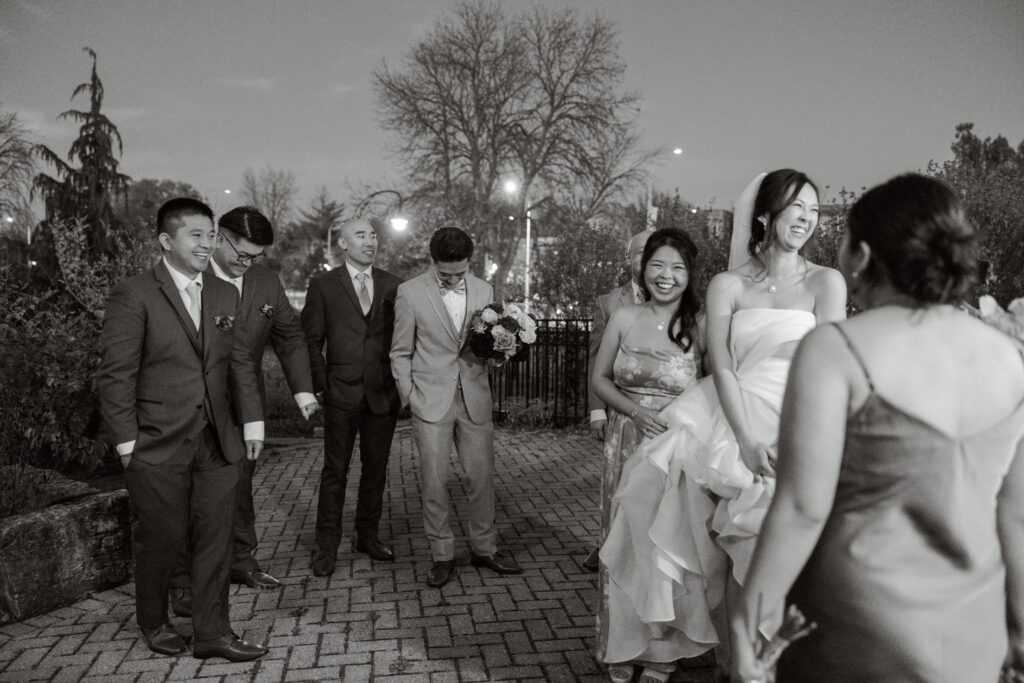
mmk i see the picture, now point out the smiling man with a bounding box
[167,205,317,605]
[301,218,403,577]
[97,197,267,662]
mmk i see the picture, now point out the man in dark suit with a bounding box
[97,198,267,661]
[390,227,522,588]
[302,218,403,577]
[169,206,318,606]
[581,228,652,572]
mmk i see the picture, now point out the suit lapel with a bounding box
[425,275,459,344]
[238,270,257,322]
[154,262,202,357]
[201,281,214,365]
[368,268,386,321]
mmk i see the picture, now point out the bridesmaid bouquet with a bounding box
[468,302,538,367]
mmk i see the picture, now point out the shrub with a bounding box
[0,218,153,480]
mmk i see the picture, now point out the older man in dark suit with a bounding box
[97,198,267,661]
[302,218,403,577]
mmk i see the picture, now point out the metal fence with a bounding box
[489,318,593,427]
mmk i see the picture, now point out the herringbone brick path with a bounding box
[0,425,715,682]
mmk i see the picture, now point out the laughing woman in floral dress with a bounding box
[591,228,705,683]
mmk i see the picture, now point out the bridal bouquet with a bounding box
[468,302,538,367]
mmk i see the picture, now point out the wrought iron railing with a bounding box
[489,318,592,427]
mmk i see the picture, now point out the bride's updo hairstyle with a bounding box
[748,168,819,263]
[847,173,977,305]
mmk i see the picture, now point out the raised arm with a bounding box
[729,324,849,681]
[705,273,772,475]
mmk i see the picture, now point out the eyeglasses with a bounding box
[218,233,266,265]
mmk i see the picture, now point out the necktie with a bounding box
[634,288,644,304]
[186,281,201,331]
[356,272,371,315]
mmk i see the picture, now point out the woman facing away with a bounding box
[591,228,705,683]
[599,169,846,681]
[730,174,1024,683]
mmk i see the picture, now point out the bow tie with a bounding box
[438,280,466,296]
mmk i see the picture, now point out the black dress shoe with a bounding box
[581,547,600,573]
[426,560,456,588]
[141,623,188,656]
[231,569,282,589]
[193,634,268,662]
[353,537,395,562]
[470,549,523,575]
[170,587,192,618]
[310,549,336,577]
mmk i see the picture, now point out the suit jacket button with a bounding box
[196,405,203,410]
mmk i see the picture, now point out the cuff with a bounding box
[590,409,607,423]
[243,421,265,442]
[294,392,317,408]
[116,441,135,456]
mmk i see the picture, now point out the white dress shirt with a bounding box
[438,277,466,333]
[346,261,374,304]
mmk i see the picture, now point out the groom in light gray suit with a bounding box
[390,227,522,588]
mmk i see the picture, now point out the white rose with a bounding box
[481,308,500,323]
[519,329,537,344]
[491,324,508,337]
[521,315,537,331]
[504,303,522,318]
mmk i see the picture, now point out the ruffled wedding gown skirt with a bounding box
[599,309,816,664]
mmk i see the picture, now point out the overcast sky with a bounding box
[2,0,1022,212]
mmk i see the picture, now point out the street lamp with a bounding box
[503,180,534,314]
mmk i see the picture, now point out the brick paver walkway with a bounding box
[0,425,716,682]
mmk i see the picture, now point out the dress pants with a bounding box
[315,396,398,553]
[125,426,239,644]
[232,457,261,573]
[411,388,497,562]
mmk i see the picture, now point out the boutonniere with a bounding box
[214,315,234,331]
[259,304,275,318]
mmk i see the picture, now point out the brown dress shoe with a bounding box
[427,560,456,587]
[141,623,188,656]
[354,536,395,562]
[581,547,600,572]
[310,549,336,577]
[231,569,282,589]
[470,549,523,575]
[193,634,268,662]
[170,587,192,618]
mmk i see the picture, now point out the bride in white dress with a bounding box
[599,169,847,682]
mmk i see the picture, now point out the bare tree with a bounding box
[240,165,298,230]
[0,110,35,226]
[374,1,650,301]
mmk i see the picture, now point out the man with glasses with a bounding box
[169,206,317,616]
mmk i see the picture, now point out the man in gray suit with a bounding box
[390,227,522,588]
[581,228,652,572]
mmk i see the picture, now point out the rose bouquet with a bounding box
[468,302,538,367]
